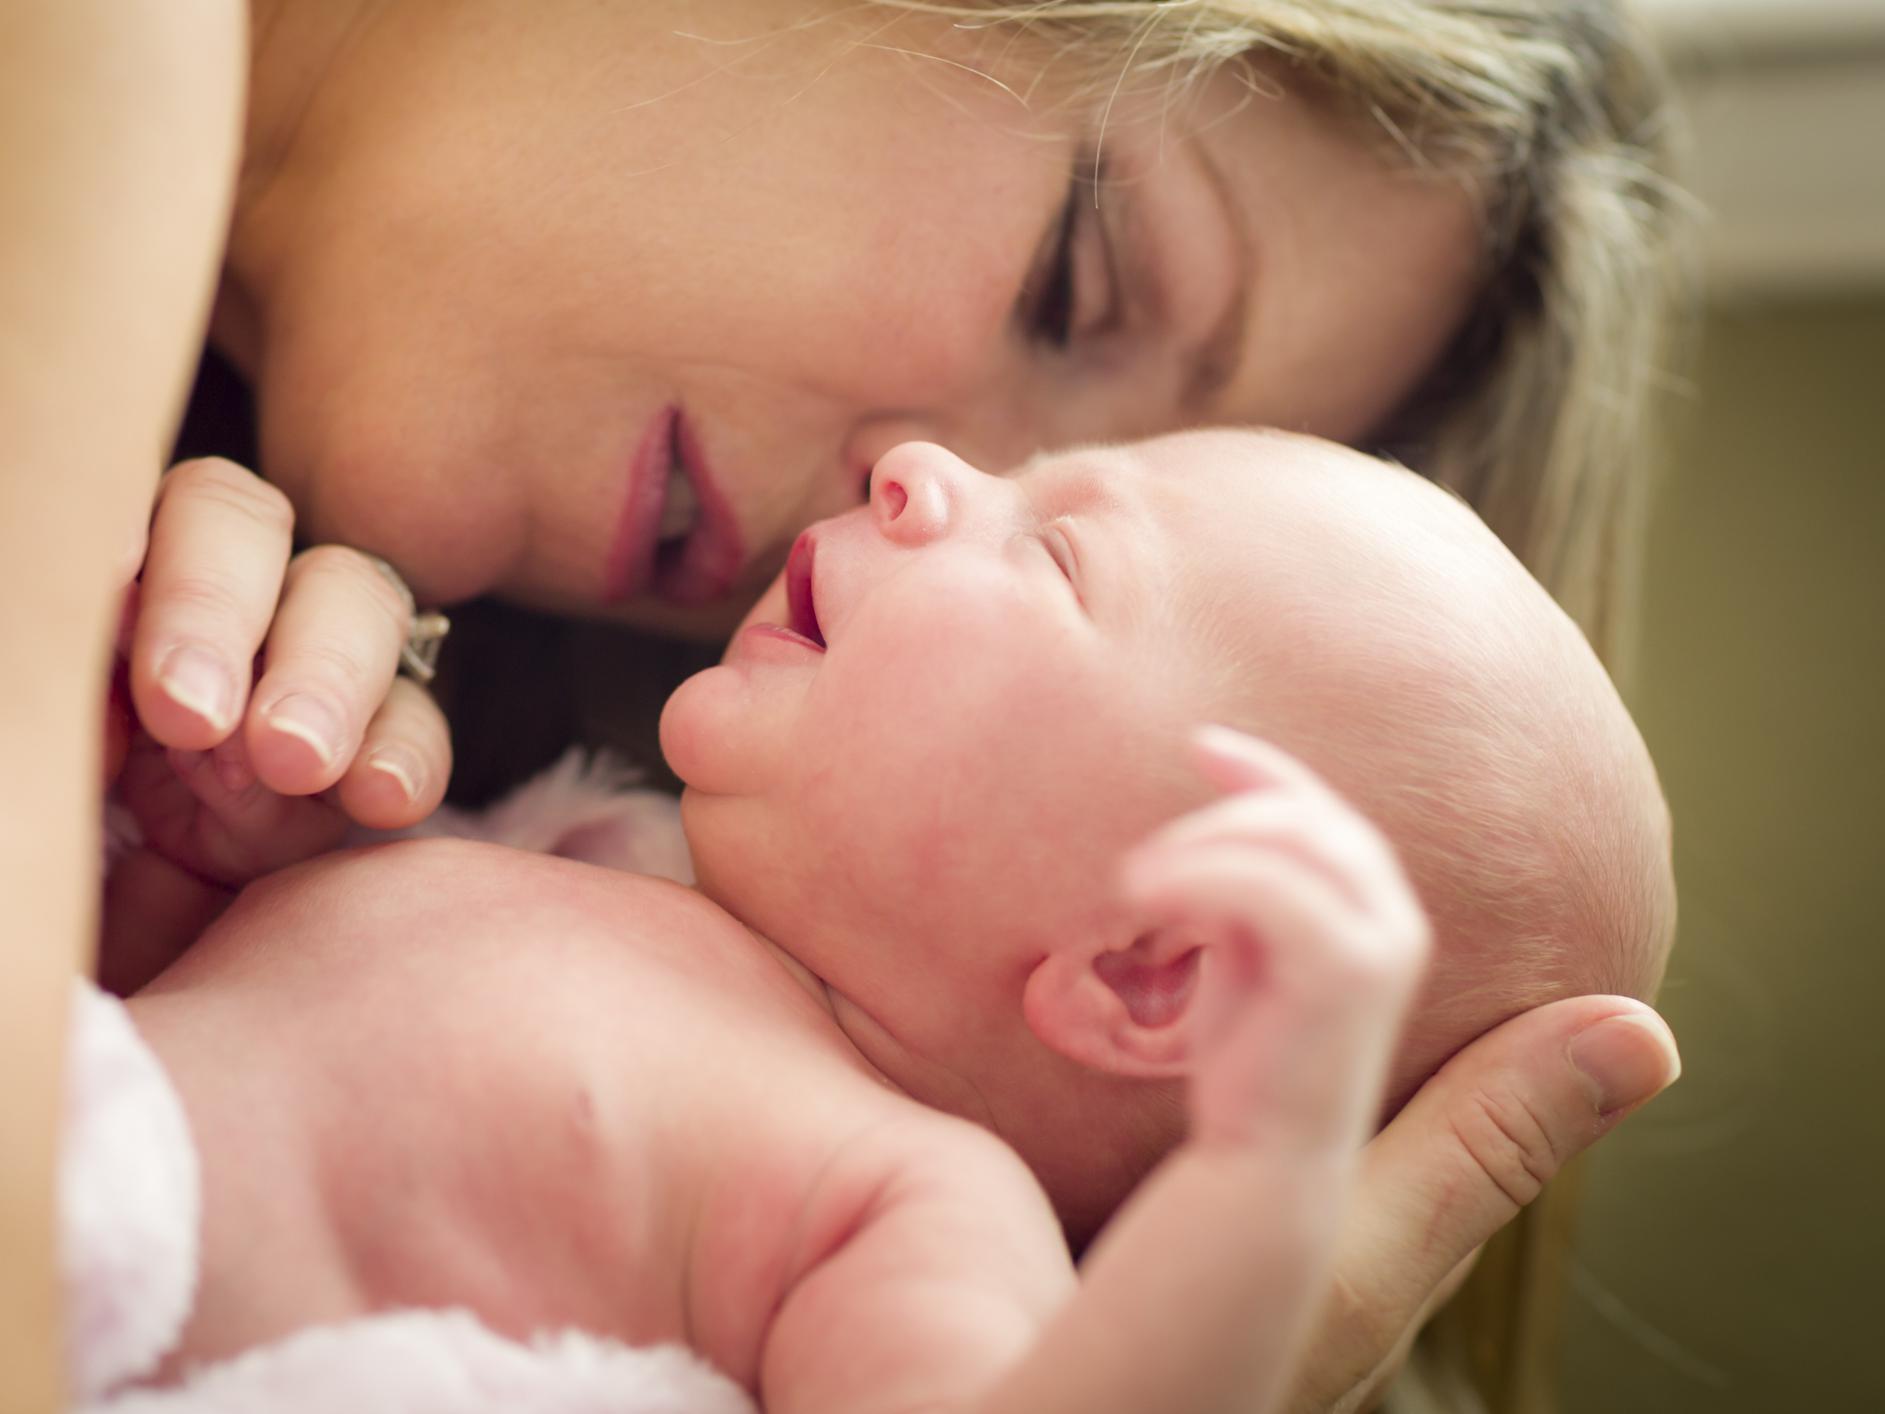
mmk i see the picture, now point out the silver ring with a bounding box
[364,554,451,686]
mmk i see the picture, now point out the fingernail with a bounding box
[1568,1010,1682,1114]
[262,693,342,769]
[365,747,423,803]
[157,644,236,733]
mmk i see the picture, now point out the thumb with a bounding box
[1293,996,1678,1409]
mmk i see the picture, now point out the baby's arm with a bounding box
[760,729,1428,1414]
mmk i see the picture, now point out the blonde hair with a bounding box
[865,1,1689,665]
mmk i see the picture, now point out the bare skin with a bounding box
[133,843,1008,1391]
[125,729,1421,1414]
[2,5,1682,1407]
[102,433,1678,1413]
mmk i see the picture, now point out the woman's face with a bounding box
[229,0,1483,634]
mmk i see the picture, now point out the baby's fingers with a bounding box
[333,677,453,830]
[1167,725,1423,933]
[245,546,412,796]
[1126,845,1417,1149]
[130,459,293,748]
[1133,790,1401,918]
[166,740,350,882]
[1190,724,1335,801]
[1124,842,1425,1016]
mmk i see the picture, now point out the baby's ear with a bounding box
[1022,931,1203,1079]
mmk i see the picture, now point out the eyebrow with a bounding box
[1181,139,1252,415]
[1023,458,1143,613]
[1034,459,1127,522]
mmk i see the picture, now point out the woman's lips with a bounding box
[603,407,747,607]
[653,412,745,607]
[603,408,676,602]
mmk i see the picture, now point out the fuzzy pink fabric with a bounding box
[61,983,199,1404]
[87,1311,753,1414]
[358,749,694,884]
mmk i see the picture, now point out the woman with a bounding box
[3,1,1684,1408]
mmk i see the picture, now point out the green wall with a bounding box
[1556,297,1885,1409]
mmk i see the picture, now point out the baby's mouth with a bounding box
[785,533,825,651]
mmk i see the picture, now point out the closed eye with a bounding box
[1019,159,1117,349]
[1039,520,1087,611]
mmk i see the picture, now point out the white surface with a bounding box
[1636,0,1885,299]
[1674,56,1885,299]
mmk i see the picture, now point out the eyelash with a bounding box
[1023,162,1113,349]
[1039,522,1079,586]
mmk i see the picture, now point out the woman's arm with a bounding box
[0,3,244,1406]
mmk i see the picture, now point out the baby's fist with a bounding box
[1121,727,1430,1154]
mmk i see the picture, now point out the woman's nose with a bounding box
[868,442,972,545]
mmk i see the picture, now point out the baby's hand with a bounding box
[1121,726,1431,1154]
[101,707,359,993]
[125,458,451,828]
[113,718,353,889]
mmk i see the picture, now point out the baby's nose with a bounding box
[868,442,971,545]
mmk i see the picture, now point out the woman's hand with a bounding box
[99,457,455,991]
[127,457,452,829]
[1282,993,1680,1413]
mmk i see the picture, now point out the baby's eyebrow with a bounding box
[1022,459,1155,622]
[1027,455,1132,523]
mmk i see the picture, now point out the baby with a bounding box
[76,429,1673,1411]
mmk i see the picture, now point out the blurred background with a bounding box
[1554,0,1885,1409]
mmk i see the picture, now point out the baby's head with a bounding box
[662,429,1672,1229]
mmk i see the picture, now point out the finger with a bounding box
[1129,791,1404,916]
[1191,724,1341,802]
[245,545,411,795]
[1124,839,1365,979]
[1185,725,1419,915]
[130,459,294,749]
[1123,846,1423,1152]
[1128,843,1426,1031]
[333,677,453,830]
[1337,997,1680,1344]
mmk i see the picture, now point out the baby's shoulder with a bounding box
[163,837,777,1052]
[235,834,738,964]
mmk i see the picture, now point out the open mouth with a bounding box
[655,428,699,547]
[606,407,746,607]
[652,410,745,607]
[784,532,825,650]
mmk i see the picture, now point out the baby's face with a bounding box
[665,427,1667,1145]
[662,429,1421,1037]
